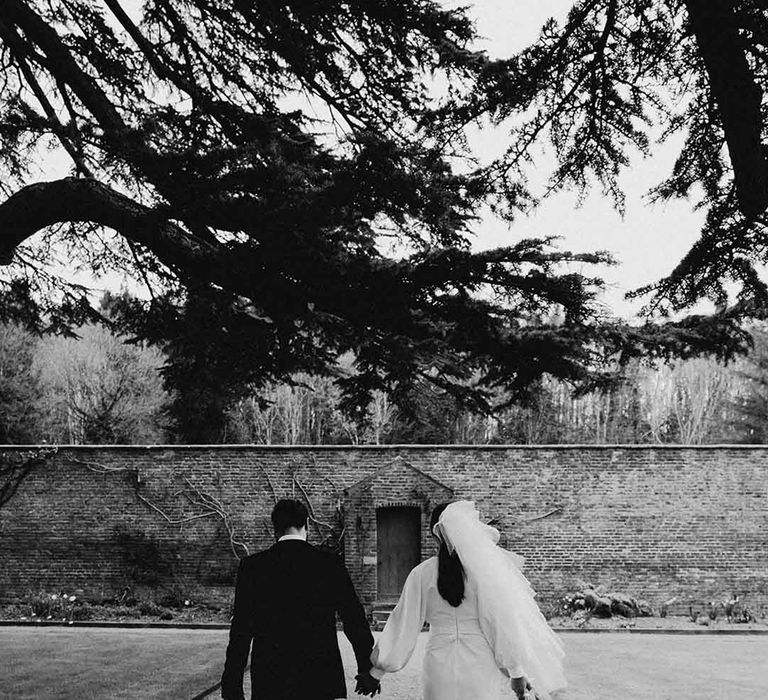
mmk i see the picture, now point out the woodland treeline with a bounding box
[3,314,768,446]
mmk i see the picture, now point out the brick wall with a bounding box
[0,445,766,613]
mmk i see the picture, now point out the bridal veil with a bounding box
[434,501,567,698]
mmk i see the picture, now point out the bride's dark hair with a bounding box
[430,503,465,607]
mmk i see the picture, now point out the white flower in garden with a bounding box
[51,594,58,600]
[184,600,190,606]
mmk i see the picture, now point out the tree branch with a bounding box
[0,1,220,246]
[0,18,91,177]
[0,177,217,269]
[684,0,768,219]
[0,0,124,131]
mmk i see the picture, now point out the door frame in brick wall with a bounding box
[343,456,454,608]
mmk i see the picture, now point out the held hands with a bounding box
[510,676,538,700]
[355,671,381,697]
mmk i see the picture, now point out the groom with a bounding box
[221,498,381,700]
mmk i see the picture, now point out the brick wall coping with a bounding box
[3,443,768,451]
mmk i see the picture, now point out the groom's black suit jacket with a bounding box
[221,539,374,700]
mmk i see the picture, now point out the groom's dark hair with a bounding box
[271,499,309,536]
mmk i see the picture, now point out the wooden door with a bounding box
[376,506,421,600]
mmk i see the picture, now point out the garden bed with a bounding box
[548,615,768,632]
[0,592,230,625]
[2,589,766,631]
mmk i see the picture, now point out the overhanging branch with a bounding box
[0,177,218,270]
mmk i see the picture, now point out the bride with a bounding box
[366,501,566,700]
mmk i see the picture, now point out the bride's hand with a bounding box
[510,676,527,699]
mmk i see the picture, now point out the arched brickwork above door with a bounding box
[343,457,454,606]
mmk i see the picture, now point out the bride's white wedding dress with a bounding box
[370,501,566,700]
[371,556,518,700]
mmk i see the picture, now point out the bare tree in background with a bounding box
[639,359,732,444]
[226,374,397,445]
[34,324,171,444]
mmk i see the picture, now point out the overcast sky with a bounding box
[464,0,706,319]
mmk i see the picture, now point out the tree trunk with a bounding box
[685,0,768,219]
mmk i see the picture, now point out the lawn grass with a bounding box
[1,626,767,699]
[554,632,768,700]
[0,626,229,699]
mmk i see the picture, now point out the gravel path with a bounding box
[237,633,425,700]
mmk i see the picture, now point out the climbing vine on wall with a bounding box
[251,456,347,555]
[293,457,346,555]
[1,447,346,568]
[0,447,58,509]
[67,456,249,559]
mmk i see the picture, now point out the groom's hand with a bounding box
[355,672,381,696]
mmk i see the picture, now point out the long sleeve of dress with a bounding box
[369,563,427,679]
[477,582,525,678]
